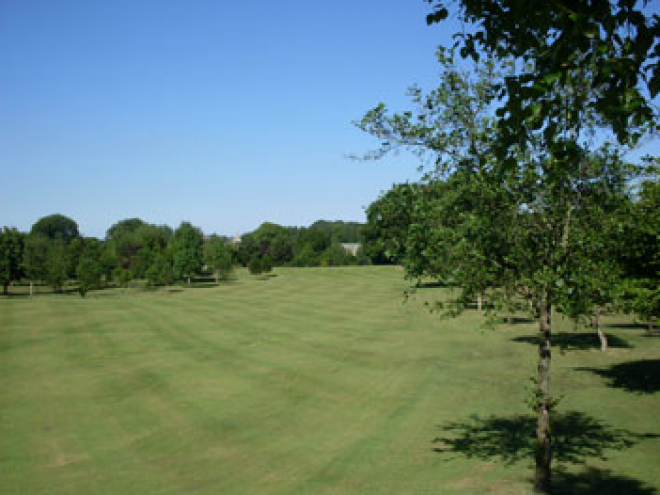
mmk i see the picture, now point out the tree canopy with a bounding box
[30,214,80,242]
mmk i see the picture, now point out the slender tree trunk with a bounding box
[593,306,607,352]
[187,276,191,286]
[2,284,7,295]
[215,271,219,284]
[534,299,552,493]
[477,294,483,312]
[29,281,34,297]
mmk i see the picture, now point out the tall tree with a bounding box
[361,183,420,264]
[45,239,69,292]
[31,214,79,242]
[22,234,49,296]
[357,49,646,492]
[0,227,25,295]
[420,4,660,490]
[203,236,234,283]
[77,253,102,298]
[619,179,660,331]
[172,222,203,285]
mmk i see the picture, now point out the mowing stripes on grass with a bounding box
[1,266,659,494]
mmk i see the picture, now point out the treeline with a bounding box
[0,215,370,297]
[237,220,368,268]
[361,178,660,334]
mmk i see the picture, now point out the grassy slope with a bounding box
[0,266,658,494]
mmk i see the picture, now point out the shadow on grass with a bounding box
[603,322,648,331]
[415,281,449,289]
[500,316,536,325]
[576,359,660,394]
[512,332,631,351]
[552,467,657,495]
[432,411,657,465]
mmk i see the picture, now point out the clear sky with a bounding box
[0,0,459,238]
[2,1,658,239]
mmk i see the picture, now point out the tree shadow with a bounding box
[186,282,220,289]
[603,322,648,331]
[511,332,631,350]
[576,359,660,394]
[551,467,657,495]
[432,411,657,465]
[415,281,449,289]
[499,316,536,325]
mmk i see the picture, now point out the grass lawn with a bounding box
[1,266,658,494]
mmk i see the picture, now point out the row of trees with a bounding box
[0,215,234,296]
[364,173,659,333]
[358,0,660,491]
[0,216,370,297]
[236,220,368,267]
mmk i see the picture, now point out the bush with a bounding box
[248,256,262,275]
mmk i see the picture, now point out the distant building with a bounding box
[232,233,242,245]
[341,243,360,256]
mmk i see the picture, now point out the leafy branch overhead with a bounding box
[425,0,660,148]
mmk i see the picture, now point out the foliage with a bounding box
[426,0,660,148]
[261,254,273,273]
[320,242,353,267]
[31,214,79,242]
[172,222,203,284]
[203,236,234,282]
[45,239,69,292]
[248,256,262,275]
[146,254,174,287]
[113,266,133,288]
[357,40,650,491]
[22,234,49,286]
[0,227,25,294]
[106,218,171,278]
[361,183,420,264]
[617,180,660,329]
[77,253,102,297]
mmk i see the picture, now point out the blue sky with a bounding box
[1,1,658,238]
[0,0,456,238]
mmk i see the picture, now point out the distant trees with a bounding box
[203,236,234,283]
[45,239,69,292]
[0,228,24,294]
[0,217,372,296]
[146,254,174,287]
[77,253,102,297]
[23,234,49,296]
[31,214,79,242]
[172,222,203,285]
[619,180,660,332]
[237,220,366,268]
[361,183,420,264]
[248,256,263,276]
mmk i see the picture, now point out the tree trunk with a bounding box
[215,271,219,284]
[534,299,552,493]
[2,284,7,295]
[29,281,34,298]
[593,306,607,352]
[477,294,482,312]
[187,276,191,286]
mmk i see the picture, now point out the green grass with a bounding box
[1,266,658,494]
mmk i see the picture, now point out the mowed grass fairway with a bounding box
[1,266,659,494]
